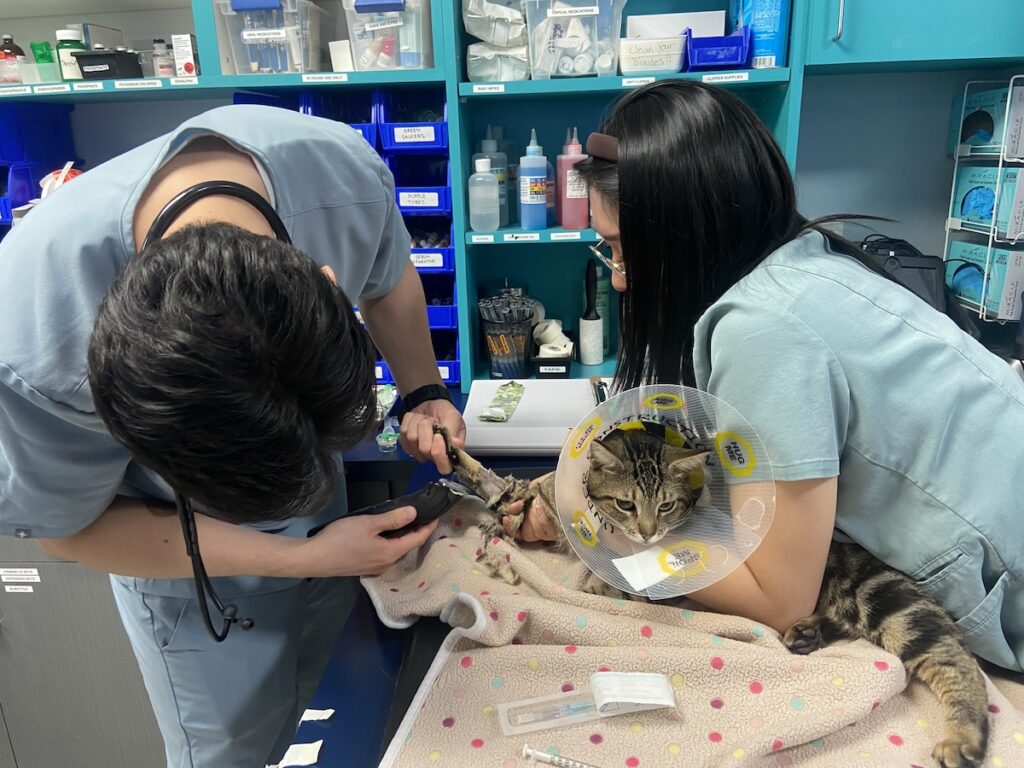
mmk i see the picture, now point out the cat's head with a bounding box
[585,429,708,544]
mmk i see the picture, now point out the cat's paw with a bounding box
[932,734,986,768]
[502,511,525,539]
[580,572,624,600]
[783,616,827,655]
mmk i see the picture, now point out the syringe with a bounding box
[522,743,606,768]
[510,701,596,725]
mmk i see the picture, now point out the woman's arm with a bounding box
[688,476,837,632]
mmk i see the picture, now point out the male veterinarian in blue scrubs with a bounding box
[0,105,464,768]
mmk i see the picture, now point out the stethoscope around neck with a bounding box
[141,180,290,642]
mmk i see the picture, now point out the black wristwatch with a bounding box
[398,383,453,418]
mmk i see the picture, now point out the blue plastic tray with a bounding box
[376,90,448,154]
[0,104,76,164]
[687,25,752,71]
[386,156,451,216]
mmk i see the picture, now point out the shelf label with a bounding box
[73,81,104,91]
[470,234,495,243]
[365,18,404,31]
[375,365,384,379]
[503,232,541,242]
[115,79,163,90]
[170,76,199,86]
[702,72,749,84]
[550,231,583,241]
[621,77,655,88]
[412,252,445,268]
[242,29,288,41]
[2,574,40,583]
[548,5,598,16]
[33,83,71,94]
[4,585,32,593]
[438,366,451,379]
[539,365,567,373]
[0,568,38,577]
[472,83,505,94]
[398,191,439,208]
[394,126,436,143]
[302,73,349,83]
[0,85,32,96]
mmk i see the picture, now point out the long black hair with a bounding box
[576,80,928,390]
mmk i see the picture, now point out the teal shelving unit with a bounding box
[2,0,1022,392]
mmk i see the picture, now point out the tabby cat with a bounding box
[436,426,990,768]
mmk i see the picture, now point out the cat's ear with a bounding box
[589,440,624,473]
[667,451,709,480]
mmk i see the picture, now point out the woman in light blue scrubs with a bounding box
[515,80,1024,672]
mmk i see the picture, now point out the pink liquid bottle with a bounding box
[558,127,589,230]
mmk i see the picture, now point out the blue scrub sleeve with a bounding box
[358,161,411,300]
[0,368,128,539]
[702,303,851,481]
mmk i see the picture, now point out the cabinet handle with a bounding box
[832,0,846,42]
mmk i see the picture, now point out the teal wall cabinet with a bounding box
[807,0,1024,70]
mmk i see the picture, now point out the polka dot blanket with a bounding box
[363,498,1024,768]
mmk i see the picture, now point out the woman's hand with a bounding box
[503,474,559,542]
[400,399,466,474]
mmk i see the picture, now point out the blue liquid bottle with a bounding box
[519,129,548,231]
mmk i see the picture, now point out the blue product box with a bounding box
[952,166,999,226]
[948,86,1024,157]
[729,0,790,69]
[946,240,1024,321]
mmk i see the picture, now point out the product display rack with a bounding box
[943,74,1024,324]
[1,0,812,393]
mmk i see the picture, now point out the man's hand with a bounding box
[400,399,466,474]
[299,507,437,577]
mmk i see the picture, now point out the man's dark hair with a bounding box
[88,222,378,523]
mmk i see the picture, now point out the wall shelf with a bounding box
[458,68,790,99]
[466,227,598,245]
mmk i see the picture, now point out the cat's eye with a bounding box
[658,501,676,513]
[615,499,635,512]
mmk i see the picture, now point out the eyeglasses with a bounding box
[175,492,254,642]
[588,238,626,278]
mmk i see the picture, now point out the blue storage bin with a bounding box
[374,358,394,384]
[423,272,457,329]
[408,219,454,273]
[432,333,460,385]
[0,161,61,224]
[232,91,301,110]
[376,89,448,154]
[0,104,76,164]
[687,26,752,71]
[386,156,451,215]
[300,92,378,148]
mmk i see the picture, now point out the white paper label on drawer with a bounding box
[470,234,495,243]
[412,252,445,268]
[472,83,505,94]
[170,76,199,86]
[0,568,38,577]
[2,574,40,583]
[438,366,451,379]
[539,365,566,373]
[73,81,104,91]
[115,79,163,89]
[548,5,598,16]
[504,232,540,242]
[301,73,349,83]
[394,126,436,143]
[365,17,404,31]
[5,585,32,593]
[33,83,71,94]
[375,365,384,379]
[621,77,655,88]
[702,72,749,84]
[242,29,288,41]
[0,86,32,96]
[399,191,439,208]
[550,231,582,240]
